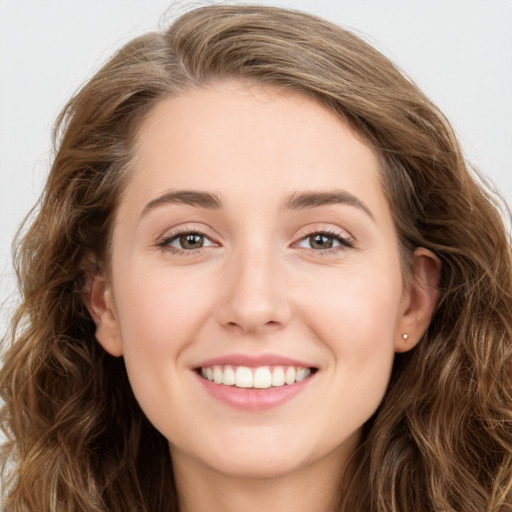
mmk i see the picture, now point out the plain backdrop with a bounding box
[1,0,511,335]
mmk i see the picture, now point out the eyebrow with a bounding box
[140,188,373,220]
[283,190,374,220]
[141,190,223,217]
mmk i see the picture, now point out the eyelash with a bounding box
[156,227,355,256]
[157,226,215,256]
[295,228,355,255]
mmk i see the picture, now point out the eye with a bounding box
[296,231,354,251]
[159,231,217,251]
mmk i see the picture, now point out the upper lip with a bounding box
[195,353,316,369]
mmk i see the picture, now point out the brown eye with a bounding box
[179,233,204,249]
[308,234,334,250]
[296,230,354,252]
[162,231,217,252]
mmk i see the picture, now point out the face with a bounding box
[89,82,438,483]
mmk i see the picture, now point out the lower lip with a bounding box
[195,372,314,411]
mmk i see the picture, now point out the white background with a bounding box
[1,0,511,335]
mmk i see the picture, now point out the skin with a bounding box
[88,82,440,512]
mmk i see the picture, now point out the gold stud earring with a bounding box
[402,333,409,340]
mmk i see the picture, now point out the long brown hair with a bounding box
[1,5,511,511]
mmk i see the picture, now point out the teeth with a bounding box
[296,367,311,382]
[271,366,285,387]
[285,366,296,385]
[235,366,253,388]
[222,366,236,386]
[200,364,313,388]
[213,365,223,384]
[253,367,272,389]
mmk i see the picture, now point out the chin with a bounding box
[172,426,360,482]
[203,450,310,480]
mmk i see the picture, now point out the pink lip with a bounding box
[193,353,317,411]
[195,353,314,369]
[195,372,314,411]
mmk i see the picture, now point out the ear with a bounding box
[83,266,123,357]
[395,247,441,353]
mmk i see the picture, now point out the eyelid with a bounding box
[292,225,355,251]
[168,233,217,249]
[154,223,355,255]
[156,224,220,252]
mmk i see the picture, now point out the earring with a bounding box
[402,333,409,340]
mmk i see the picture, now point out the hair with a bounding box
[1,4,511,511]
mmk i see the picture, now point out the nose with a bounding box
[216,244,291,334]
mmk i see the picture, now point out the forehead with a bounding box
[124,81,389,221]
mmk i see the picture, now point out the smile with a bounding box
[194,355,318,410]
[199,365,313,389]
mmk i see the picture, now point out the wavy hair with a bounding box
[1,5,511,511]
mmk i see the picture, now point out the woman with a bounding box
[1,5,511,511]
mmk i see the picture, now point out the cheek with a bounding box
[110,266,214,433]
[114,262,210,349]
[110,263,213,402]
[300,266,403,347]
[298,266,402,399]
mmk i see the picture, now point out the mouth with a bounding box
[197,365,318,389]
